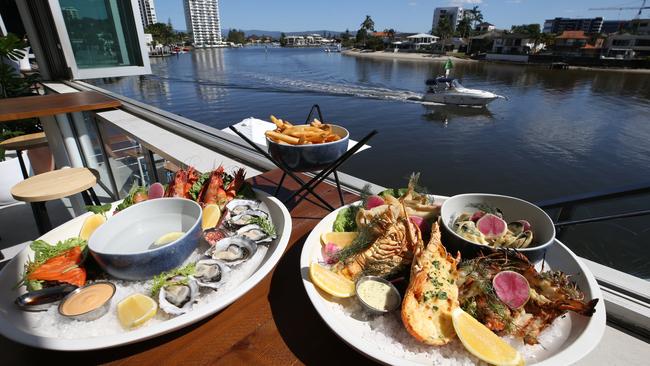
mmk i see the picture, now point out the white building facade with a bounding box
[138,0,157,28]
[432,7,464,32]
[184,0,223,47]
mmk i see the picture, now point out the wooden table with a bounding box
[0,169,379,365]
[11,168,100,235]
[0,91,121,122]
[0,132,48,178]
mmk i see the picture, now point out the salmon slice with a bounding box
[27,246,87,287]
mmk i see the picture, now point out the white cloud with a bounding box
[408,1,417,6]
[448,0,483,5]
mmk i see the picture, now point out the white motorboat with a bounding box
[422,77,504,106]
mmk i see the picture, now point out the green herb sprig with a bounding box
[151,263,196,297]
[247,216,277,237]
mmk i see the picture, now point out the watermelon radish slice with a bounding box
[409,216,430,236]
[148,182,165,199]
[365,195,385,209]
[493,271,530,309]
[470,210,485,222]
[476,213,508,239]
[321,243,340,264]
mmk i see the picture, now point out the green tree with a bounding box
[511,24,542,50]
[434,16,453,39]
[226,29,246,44]
[361,15,375,32]
[145,23,175,45]
[279,32,287,46]
[355,28,368,47]
[456,16,471,38]
[466,6,484,30]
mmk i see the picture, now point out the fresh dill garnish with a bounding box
[333,214,376,262]
[359,184,373,208]
[247,216,277,237]
[151,263,196,297]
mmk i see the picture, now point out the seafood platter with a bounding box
[301,174,606,365]
[0,166,292,350]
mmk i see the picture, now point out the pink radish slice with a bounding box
[409,216,430,235]
[470,210,485,222]
[493,271,530,309]
[322,243,340,264]
[148,183,165,199]
[476,213,508,238]
[365,195,385,209]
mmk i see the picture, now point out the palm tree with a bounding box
[467,6,484,30]
[361,15,375,32]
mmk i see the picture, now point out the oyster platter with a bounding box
[301,174,606,365]
[0,166,292,350]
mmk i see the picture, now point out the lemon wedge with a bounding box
[309,262,355,298]
[320,232,358,249]
[79,214,106,240]
[451,307,525,366]
[152,231,185,247]
[117,293,158,329]
[202,204,222,230]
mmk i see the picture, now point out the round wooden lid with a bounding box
[0,132,48,150]
[11,168,97,202]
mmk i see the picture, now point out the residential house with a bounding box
[406,33,439,49]
[285,35,305,46]
[491,33,536,54]
[606,33,650,58]
[475,22,495,33]
[468,30,504,55]
[553,31,589,56]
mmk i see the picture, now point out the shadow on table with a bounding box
[267,233,379,366]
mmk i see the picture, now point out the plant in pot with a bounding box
[0,33,50,205]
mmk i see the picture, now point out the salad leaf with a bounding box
[248,216,276,237]
[189,172,211,201]
[378,188,409,199]
[236,182,256,199]
[151,263,196,297]
[85,203,112,217]
[333,206,359,232]
[114,184,146,212]
[17,237,87,290]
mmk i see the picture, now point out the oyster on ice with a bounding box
[159,275,199,315]
[228,209,269,227]
[236,224,276,244]
[205,236,258,266]
[194,259,230,289]
[226,199,261,217]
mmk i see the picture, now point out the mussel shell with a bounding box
[159,275,199,315]
[228,209,269,227]
[236,224,275,244]
[15,285,78,312]
[194,259,230,289]
[226,199,261,217]
[206,236,258,266]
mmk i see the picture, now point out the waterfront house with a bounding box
[491,33,536,54]
[406,33,439,50]
[606,33,650,58]
[553,31,590,57]
[285,35,305,46]
[467,30,504,55]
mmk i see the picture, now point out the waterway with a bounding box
[89,47,650,278]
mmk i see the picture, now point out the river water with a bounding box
[89,47,650,278]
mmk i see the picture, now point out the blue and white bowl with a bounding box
[266,124,349,172]
[88,198,202,280]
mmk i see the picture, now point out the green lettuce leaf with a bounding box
[333,206,359,232]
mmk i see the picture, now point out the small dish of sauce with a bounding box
[59,282,116,321]
[356,276,401,314]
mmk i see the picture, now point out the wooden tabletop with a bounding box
[0,132,47,150]
[0,91,121,122]
[0,169,380,365]
[11,168,97,203]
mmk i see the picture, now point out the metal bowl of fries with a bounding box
[265,116,349,172]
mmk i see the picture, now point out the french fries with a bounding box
[265,115,342,145]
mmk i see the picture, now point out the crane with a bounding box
[589,0,649,19]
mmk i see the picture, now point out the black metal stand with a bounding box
[229,104,377,211]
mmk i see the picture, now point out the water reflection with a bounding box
[422,104,494,125]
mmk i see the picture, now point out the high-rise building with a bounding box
[184,0,222,47]
[542,17,603,34]
[138,0,157,28]
[432,7,464,32]
[61,6,80,21]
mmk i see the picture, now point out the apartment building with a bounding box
[543,17,603,34]
[138,0,157,28]
[432,7,464,32]
[184,0,223,47]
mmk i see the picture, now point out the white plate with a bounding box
[300,200,606,366]
[0,190,291,351]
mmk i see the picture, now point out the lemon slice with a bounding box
[309,262,355,298]
[152,231,185,248]
[320,232,358,249]
[79,214,106,240]
[202,204,222,230]
[117,293,158,329]
[451,307,525,366]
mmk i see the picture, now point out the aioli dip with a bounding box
[357,279,400,312]
[60,283,115,316]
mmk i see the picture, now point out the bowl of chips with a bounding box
[265,116,349,172]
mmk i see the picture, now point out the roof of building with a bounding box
[469,30,505,40]
[497,33,534,39]
[556,31,589,39]
[373,32,390,37]
[406,33,439,39]
[478,22,494,26]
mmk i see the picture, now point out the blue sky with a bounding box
[156,0,646,32]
